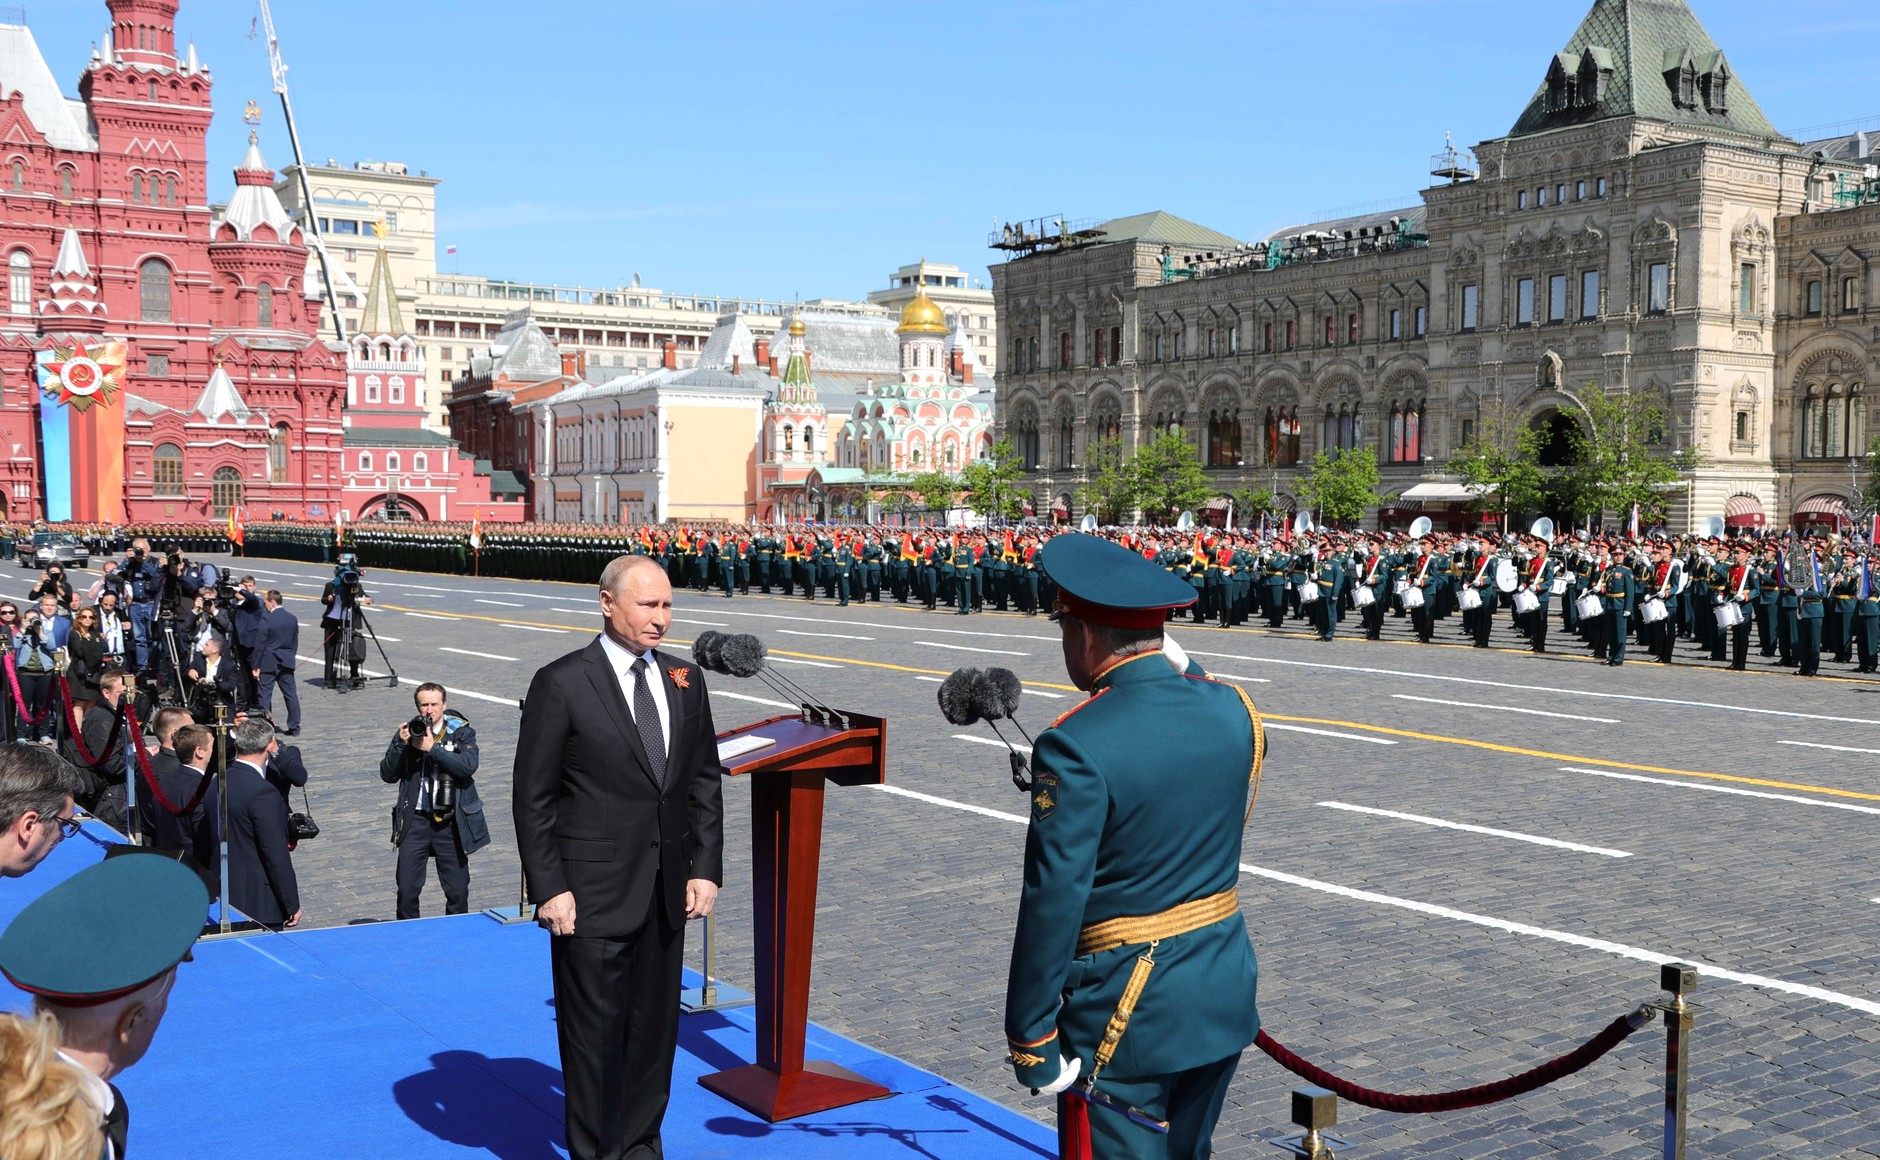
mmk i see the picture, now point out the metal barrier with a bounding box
[1264,965,1698,1156]
[679,912,753,1015]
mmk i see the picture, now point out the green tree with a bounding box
[1226,485,1276,530]
[1446,415,1548,519]
[1078,436,1133,525]
[1298,446,1386,527]
[903,471,961,517]
[1862,433,1880,515]
[956,437,1027,523]
[1562,384,1706,527]
[1127,430,1213,524]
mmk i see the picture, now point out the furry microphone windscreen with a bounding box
[719,634,768,679]
[691,631,727,671]
[974,667,1024,719]
[937,667,982,726]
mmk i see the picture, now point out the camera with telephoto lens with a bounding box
[335,553,363,598]
[408,715,458,814]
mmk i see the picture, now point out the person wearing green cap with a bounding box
[1,853,210,1159]
[1006,533,1262,1160]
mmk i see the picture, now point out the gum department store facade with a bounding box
[994,0,1880,535]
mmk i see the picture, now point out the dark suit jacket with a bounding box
[256,607,299,674]
[187,651,239,705]
[513,639,725,937]
[231,590,266,651]
[140,749,219,878]
[226,758,299,925]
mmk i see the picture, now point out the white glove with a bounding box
[1035,1054,1082,1096]
[1161,634,1190,674]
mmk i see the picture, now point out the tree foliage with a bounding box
[1299,446,1386,526]
[956,437,1027,522]
[1561,384,1704,526]
[1128,430,1213,523]
[1446,415,1548,516]
[1227,485,1277,529]
[901,471,961,514]
[1862,433,1880,515]
[1077,436,1133,525]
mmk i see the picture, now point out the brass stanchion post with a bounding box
[1271,1085,1349,1158]
[1656,963,1697,1160]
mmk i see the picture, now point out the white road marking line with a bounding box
[674,619,731,627]
[916,640,1029,656]
[1319,802,1632,858]
[549,609,594,616]
[693,605,1056,642]
[440,647,519,662]
[1778,739,1880,756]
[712,690,799,710]
[1211,674,1272,684]
[475,599,523,607]
[401,612,454,621]
[1391,694,1619,724]
[868,782,1880,1017]
[1561,767,1880,818]
[289,655,519,706]
[1022,689,1065,699]
[913,675,943,683]
[1187,649,1880,726]
[1265,722,1396,745]
[500,624,568,634]
[778,629,875,640]
[952,733,1032,753]
[768,656,842,668]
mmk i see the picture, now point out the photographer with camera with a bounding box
[27,565,74,612]
[227,575,264,708]
[184,637,238,724]
[84,559,129,606]
[14,595,69,746]
[320,555,372,690]
[380,682,486,919]
[122,539,161,670]
[94,589,130,670]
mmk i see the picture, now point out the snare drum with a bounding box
[1512,589,1540,615]
[1575,593,1603,620]
[1393,580,1409,597]
[1549,576,1568,597]
[1402,586,1426,609]
[1297,580,1320,604]
[1354,585,1376,608]
[1640,596,1668,624]
[1458,587,1483,611]
[1714,601,1745,629]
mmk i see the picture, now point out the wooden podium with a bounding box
[697,710,893,1121]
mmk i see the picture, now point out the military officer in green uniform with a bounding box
[1007,533,1261,1160]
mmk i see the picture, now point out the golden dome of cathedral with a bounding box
[895,289,950,336]
[788,317,806,336]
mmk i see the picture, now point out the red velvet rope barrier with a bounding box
[57,675,126,772]
[1252,1006,1652,1114]
[124,699,212,819]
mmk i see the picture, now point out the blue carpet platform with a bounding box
[2,831,1055,1159]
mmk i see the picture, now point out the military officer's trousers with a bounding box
[1068,1051,1240,1160]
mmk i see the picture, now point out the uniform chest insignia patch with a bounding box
[1032,769,1059,820]
[669,666,691,689]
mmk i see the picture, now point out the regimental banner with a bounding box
[34,340,128,523]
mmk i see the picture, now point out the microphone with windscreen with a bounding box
[692,631,845,728]
[937,665,1034,792]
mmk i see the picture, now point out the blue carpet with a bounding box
[3,833,1056,1159]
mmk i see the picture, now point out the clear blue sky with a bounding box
[19,0,1880,302]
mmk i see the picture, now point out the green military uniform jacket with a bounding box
[1005,651,1259,1086]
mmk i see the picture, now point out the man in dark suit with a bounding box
[224,718,300,929]
[513,554,726,1160]
[76,669,131,832]
[230,575,266,708]
[146,722,219,877]
[250,590,301,735]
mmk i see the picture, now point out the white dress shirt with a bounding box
[597,632,670,764]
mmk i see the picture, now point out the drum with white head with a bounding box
[1494,558,1518,593]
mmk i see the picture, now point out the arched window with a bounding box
[388,376,404,405]
[256,282,273,328]
[153,443,184,496]
[386,452,401,472]
[210,467,242,518]
[782,425,794,454]
[1056,406,1075,469]
[131,173,144,202]
[364,375,381,404]
[138,258,171,322]
[163,176,175,205]
[58,168,71,199]
[8,159,21,191]
[359,452,374,472]
[803,425,816,457]
[268,424,289,483]
[8,250,28,316]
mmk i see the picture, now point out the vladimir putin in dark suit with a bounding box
[250,590,301,734]
[513,554,726,1160]
[225,718,301,929]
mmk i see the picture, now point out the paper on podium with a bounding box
[717,734,777,763]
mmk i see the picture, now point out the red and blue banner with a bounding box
[34,341,127,522]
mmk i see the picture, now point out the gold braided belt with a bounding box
[1076,887,1240,958]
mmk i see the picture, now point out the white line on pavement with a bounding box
[549,609,594,617]
[867,782,1880,1017]
[1778,739,1880,755]
[1023,689,1066,699]
[768,656,842,668]
[291,655,519,706]
[401,613,453,621]
[916,641,1029,656]
[687,605,1056,642]
[674,619,731,628]
[712,690,798,710]
[1186,649,1880,726]
[439,647,519,662]
[1211,674,1272,684]
[778,630,875,641]
[913,675,943,683]
[371,636,401,642]
[1318,802,1632,858]
[500,624,569,634]
[1391,694,1620,724]
[1265,722,1396,745]
[1561,767,1880,818]
[474,599,523,607]
[952,733,1032,753]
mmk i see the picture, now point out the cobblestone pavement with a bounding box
[65,556,1880,1157]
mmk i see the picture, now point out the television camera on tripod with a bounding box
[321,554,396,692]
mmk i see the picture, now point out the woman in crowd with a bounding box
[64,605,106,724]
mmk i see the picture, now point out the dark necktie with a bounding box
[631,657,667,788]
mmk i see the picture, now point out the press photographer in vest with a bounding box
[381,682,487,919]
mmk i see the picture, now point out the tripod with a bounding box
[149,610,193,708]
[326,608,398,692]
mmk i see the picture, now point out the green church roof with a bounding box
[1506,0,1785,144]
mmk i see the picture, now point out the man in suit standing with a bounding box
[147,722,220,877]
[225,718,300,929]
[229,575,266,709]
[513,554,726,1160]
[250,590,301,736]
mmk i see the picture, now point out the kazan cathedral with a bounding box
[993,0,1880,535]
